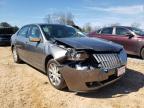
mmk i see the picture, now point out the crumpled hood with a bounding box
[54,37,123,52]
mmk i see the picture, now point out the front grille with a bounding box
[93,53,121,69]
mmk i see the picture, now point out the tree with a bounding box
[45,14,52,24]
[65,12,74,25]
[93,26,101,31]
[45,12,82,31]
[0,22,12,27]
[45,12,75,25]
[110,23,121,26]
[82,23,92,33]
[131,22,141,28]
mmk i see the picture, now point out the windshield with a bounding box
[128,27,144,36]
[41,25,86,40]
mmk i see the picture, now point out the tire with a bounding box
[141,48,144,59]
[12,46,22,63]
[47,59,66,90]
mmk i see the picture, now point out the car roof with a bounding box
[23,23,69,27]
[111,26,133,29]
[99,26,134,30]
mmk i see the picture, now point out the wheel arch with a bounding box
[11,45,14,51]
[140,46,144,57]
[45,55,54,72]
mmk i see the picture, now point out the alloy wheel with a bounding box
[48,62,62,86]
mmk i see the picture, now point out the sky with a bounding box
[0,0,144,28]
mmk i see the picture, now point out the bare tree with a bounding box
[45,12,75,25]
[44,12,82,31]
[131,22,141,28]
[82,23,92,33]
[57,13,66,24]
[110,23,121,26]
[45,14,52,24]
[66,12,74,25]
[93,26,101,31]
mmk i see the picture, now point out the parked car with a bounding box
[11,24,127,92]
[0,27,18,45]
[89,26,144,59]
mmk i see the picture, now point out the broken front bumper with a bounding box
[60,66,125,92]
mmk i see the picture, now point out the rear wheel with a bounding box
[12,46,21,63]
[141,48,144,59]
[47,59,66,90]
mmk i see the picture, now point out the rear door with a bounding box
[15,26,30,60]
[97,27,116,42]
[114,27,138,54]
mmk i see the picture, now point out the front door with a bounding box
[98,27,116,42]
[114,27,138,55]
[25,25,45,70]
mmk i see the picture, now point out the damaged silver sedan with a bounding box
[11,24,127,92]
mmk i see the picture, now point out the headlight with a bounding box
[66,49,89,61]
[118,49,127,65]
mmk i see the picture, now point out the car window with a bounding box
[96,29,101,34]
[116,27,130,35]
[128,27,144,36]
[29,26,41,38]
[17,26,29,37]
[101,28,113,35]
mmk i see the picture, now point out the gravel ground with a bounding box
[0,47,144,108]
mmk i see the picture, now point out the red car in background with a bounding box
[89,26,144,59]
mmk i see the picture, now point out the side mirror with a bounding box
[29,37,41,42]
[126,33,134,38]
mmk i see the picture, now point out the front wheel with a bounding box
[141,48,144,59]
[47,59,66,90]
